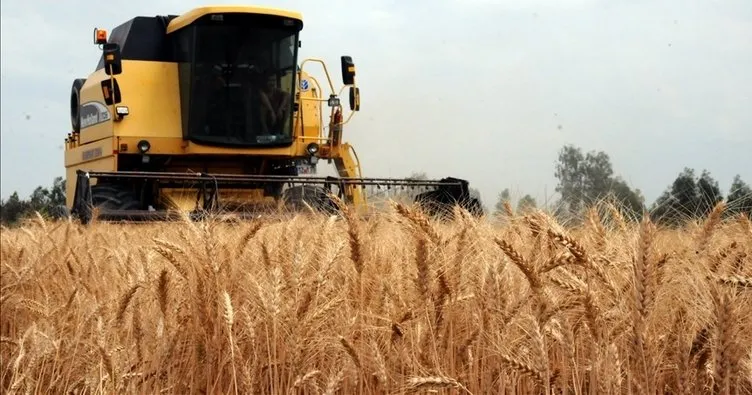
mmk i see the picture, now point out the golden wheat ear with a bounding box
[738,212,751,234]
[697,201,726,253]
[7,196,752,394]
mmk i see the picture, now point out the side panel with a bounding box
[78,68,114,144]
[295,70,323,142]
[115,136,302,156]
[78,60,182,145]
[64,137,117,207]
[65,136,116,168]
[112,60,183,139]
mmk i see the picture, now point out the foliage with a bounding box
[726,174,752,217]
[1,176,66,225]
[650,168,749,225]
[494,188,511,215]
[2,146,749,228]
[552,144,644,221]
[516,194,537,213]
[483,143,746,226]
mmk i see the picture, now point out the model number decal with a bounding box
[80,101,111,129]
[82,147,103,161]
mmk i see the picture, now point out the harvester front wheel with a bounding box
[50,205,71,221]
[465,197,484,217]
[415,192,484,220]
[70,78,86,133]
[90,183,142,211]
[281,185,339,215]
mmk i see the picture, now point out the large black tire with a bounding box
[49,205,71,221]
[70,78,86,133]
[281,185,339,215]
[415,191,484,220]
[465,197,485,217]
[90,183,142,211]
[414,190,453,219]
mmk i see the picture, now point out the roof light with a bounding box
[94,28,107,45]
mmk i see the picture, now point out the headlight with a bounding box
[327,95,340,107]
[137,140,151,153]
[115,106,129,116]
[306,142,319,155]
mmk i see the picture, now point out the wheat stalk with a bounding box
[1,206,750,394]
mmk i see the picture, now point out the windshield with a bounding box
[176,17,299,147]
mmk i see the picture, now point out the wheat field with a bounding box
[1,201,751,394]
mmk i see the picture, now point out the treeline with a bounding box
[1,177,66,226]
[494,144,752,225]
[2,147,750,227]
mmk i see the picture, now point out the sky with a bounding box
[1,0,751,209]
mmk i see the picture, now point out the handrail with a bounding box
[299,58,335,93]
[298,57,359,140]
[349,144,364,179]
[297,135,331,142]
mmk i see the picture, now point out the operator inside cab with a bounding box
[257,72,291,135]
[181,20,298,146]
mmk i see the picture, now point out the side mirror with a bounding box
[103,43,122,75]
[340,55,355,85]
[348,87,360,111]
[100,79,122,105]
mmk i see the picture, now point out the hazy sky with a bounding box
[1,0,750,209]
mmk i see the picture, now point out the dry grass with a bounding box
[1,202,751,394]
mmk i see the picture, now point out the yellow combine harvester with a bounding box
[64,5,483,223]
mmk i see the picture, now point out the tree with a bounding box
[554,144,643,218]
[605,177,645,220]
[554,145,586,213]
[495,188,511,215]
[555,145,616,212]
[673,168,700,213]
[407,172,427,181]
[726,174,752,217]
[696,170,724,217]
[0,192,31,225]
[50,176,66,207]
[517,194,537,213]
[29,186,51,212]
[651,168,696,224]
[0,176,67,226]
[650,168,726,225]
[582,150,614,200]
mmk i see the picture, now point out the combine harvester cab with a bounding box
[63,5,483,223]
